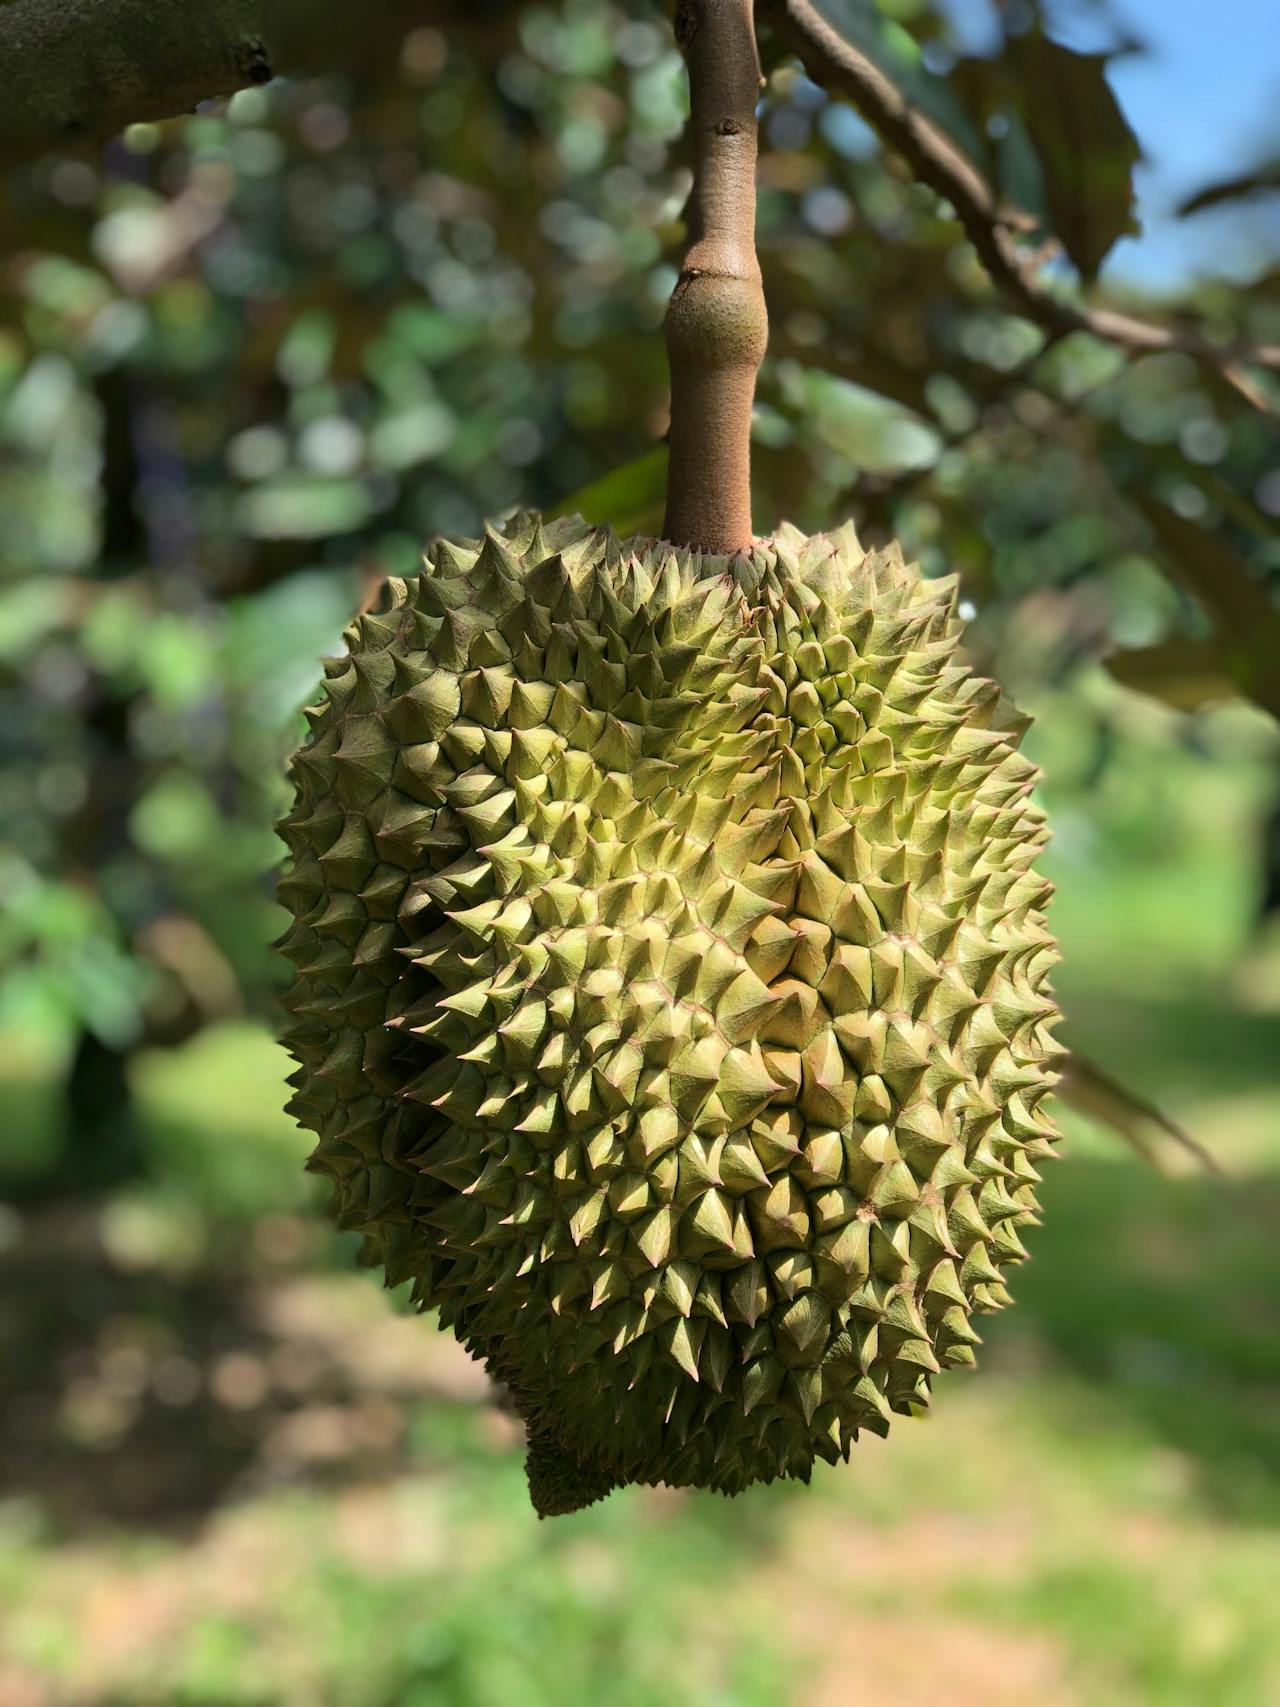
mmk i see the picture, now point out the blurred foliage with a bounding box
[0,0,1277,1174]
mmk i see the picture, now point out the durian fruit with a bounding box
[278,511,1060,1515]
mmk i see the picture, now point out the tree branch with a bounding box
[0,0,429,159]
[756,0,1280,412]
[663,0,769,552]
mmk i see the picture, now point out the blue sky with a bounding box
[940,0,1280,287]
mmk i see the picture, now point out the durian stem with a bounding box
[662,0,768,555]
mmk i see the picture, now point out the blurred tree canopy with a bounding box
[1,0,1277,1184]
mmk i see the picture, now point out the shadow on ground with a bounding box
[0,1197,497,1536]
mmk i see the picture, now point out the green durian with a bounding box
[278,512,1060,1516]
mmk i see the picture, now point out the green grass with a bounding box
[0,1389,786,1707]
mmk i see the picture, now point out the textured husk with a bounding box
[278,514,1061,1515]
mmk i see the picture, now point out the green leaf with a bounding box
[1057,1054,1219,1173]
[548,447,668,536]
[796,369,943,474]
[0,577,75,662]
[1007,31,1141,280]
[1104,637,1241,712]
[235,476,372,541]
[1131,493,1280,720]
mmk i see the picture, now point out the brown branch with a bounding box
[756,0,1280,413]
[0,0,434,160]
[663,0,769,553]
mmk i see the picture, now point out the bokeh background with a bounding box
[2,1,1278,1703]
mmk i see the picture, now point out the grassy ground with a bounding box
[1,686,1277,1707]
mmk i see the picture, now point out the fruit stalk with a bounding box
[662,0,768,554]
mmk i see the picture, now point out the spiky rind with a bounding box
[278,513,1061,1514]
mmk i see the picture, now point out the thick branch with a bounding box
[0,0,428,158]
[757,0,1280,410]
[663,0,768,553]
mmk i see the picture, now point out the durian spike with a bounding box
[663,0,768,554]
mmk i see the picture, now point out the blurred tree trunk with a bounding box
[34,369,153,1196]
[1260,789,1280,925]
[61,1030,146,1193]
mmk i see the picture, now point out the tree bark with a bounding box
[662,0,768,554]
[0,0,430,158]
